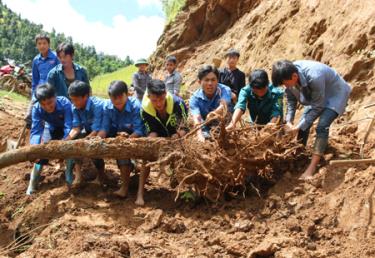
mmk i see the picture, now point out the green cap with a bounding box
[135,58,149,66]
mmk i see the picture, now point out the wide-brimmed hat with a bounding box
[135,58,149,67]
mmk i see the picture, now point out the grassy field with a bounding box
[0,90,28,102]
[91,65,137,98]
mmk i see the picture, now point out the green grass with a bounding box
[91,65,137,98]
[0,90,28,102]
[163,0,186,24]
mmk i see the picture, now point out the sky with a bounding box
[3,0,166,60]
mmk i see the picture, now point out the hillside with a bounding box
[91,65,137,97]
[150,0,375,128]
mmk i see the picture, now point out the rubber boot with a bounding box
[65,159,75,186]
[26,163,42,195]
[313,137,328,156]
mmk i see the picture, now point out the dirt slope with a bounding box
[151,0,375,136]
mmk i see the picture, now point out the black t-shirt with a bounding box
[219,67,246,96]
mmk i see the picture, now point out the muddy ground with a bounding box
[0,99,374,258]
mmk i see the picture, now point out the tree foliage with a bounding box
[161,0,185,23]
[0,0,133,78]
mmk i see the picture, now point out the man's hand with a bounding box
[98,131,106,139]
[197,133,206,143]
[284,123,299,134]
[206,111,218,121]
[231,92,238,103]
[225,122,236,131]
[117,132,129,138]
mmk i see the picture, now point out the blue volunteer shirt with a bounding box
[72,96,104,133]
[189,83,232,120]
[101,97,145,137]
[47,63,89,97]
[30,96,73,145]
[31,49,60,93]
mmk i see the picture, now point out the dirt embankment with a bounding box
[151,0,375,138]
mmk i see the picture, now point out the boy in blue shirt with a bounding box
[226,69,284,130]
[48,43,89,98]
[98,81,145,199]
[25,34,60,128]
[189,65,232,142]
[27,83,74,195]
[31,34,60,96]
[67,80,106,187]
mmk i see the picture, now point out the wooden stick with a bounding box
[360,116,375,158]
[330,158,375,166]
[364,103,375,109]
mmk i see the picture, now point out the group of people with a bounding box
[26,33,352,205]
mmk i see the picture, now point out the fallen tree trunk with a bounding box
[0,123,306,201]
[0,137,164,169]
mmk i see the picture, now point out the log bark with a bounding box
[0,137,167,169]
[329,158,375,166]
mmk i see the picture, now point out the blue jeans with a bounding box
[298,108,338,154]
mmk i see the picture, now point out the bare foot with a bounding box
[91,177,101,185]
[113,187,128,198]
[71,178,82,188]
[135,196,145,206]
[299,166,316,181]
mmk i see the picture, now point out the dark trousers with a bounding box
[297,108,338,154]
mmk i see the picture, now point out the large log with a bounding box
[0,123,306,201]
[0,137,166,169]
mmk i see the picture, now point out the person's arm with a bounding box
[98,105,110,139]
[31,59,39,93]
[68,127,81,139]
[68,108,82,139]
[29,106,44,145]
[47,68,57,89]
[207,86,232,119]
[89,102,103,137]
[227,87,248,129]
[269,94,283,124]
[132,73,140,91]
[130,104,145,138]
[140,109,158,137]
[173,73,182,95]
[285,89,298,125]
[226,109,244,130]
[296,77,326,131]
[189,96,205,142]
[63,102,73,140]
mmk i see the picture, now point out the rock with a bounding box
[247,237,292,258]
[286,219,302,232]
[161,218,187,233]
[274,247,310,258]
[139,209,163,232]
[293,186,305,195]
[233,219,253,232]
